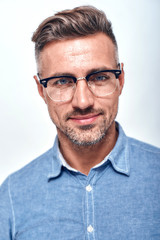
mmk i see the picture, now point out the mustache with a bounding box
[65,107,105,121]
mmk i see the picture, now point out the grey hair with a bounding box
[32,5,119,64]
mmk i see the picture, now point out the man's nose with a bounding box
[71,79,94,109]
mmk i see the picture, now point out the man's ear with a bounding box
[34,75,47,103]
[118,63,125,95]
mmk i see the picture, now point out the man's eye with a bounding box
[91,74,110,82]
[95,75,109,81]
[55,78,71,85]
[48,77,74,87]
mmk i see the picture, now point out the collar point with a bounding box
[47,171,61,181]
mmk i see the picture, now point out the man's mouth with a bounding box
[68,113,101,125]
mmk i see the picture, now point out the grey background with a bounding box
[0,0,160,184]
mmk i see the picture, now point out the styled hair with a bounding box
[32,5,119,62]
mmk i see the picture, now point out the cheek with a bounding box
[47,104,60,124]
[100,94,119,112]
[46,100,68,126]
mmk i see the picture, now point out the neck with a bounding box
[58,121,118,175]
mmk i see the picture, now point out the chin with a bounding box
[65,127,108,147]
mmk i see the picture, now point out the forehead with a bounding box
[38,33,117,76]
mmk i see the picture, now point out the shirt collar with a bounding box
[47,122,130,181]
[58,147,78,173]
[47,137,62,181]
[108,122,130,176]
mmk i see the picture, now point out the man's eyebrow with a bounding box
[41,66,116,78]
[86,67,112,75]
[46,72,76,78]
[38,72,75,79]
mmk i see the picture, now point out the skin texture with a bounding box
[34,33,124,175]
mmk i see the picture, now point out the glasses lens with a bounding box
[46,77,75,102]
[88,71,117,97]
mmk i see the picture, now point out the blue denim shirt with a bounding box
[0,123,160,240]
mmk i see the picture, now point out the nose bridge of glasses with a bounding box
[75,76,91,95]
[76,77,86,82]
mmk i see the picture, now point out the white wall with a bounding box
[0,0,160,184]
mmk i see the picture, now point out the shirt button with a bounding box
[86,184,92,192]
[87,225,94,233]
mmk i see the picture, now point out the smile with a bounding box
[69,113,101,125]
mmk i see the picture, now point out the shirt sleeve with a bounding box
[0,177,14,240]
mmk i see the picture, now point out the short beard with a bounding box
[58,118,109,147]
[53,106,118,148]
[68,131,107,146]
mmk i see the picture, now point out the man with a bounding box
[0,5,160,240]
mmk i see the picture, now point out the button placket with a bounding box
[87,224,94,233]
[86,184,92,192]
[85,183,95,239]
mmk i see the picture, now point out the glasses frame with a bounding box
[37,69,122,88]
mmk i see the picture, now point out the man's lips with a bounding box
[68,113,101,125]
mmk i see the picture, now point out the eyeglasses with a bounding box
[37,67,121,102]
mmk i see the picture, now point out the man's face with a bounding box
[35,33,124,146]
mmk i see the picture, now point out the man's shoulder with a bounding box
[117,122,160,158]
[2,147,54,188]
[127,136,160,158]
